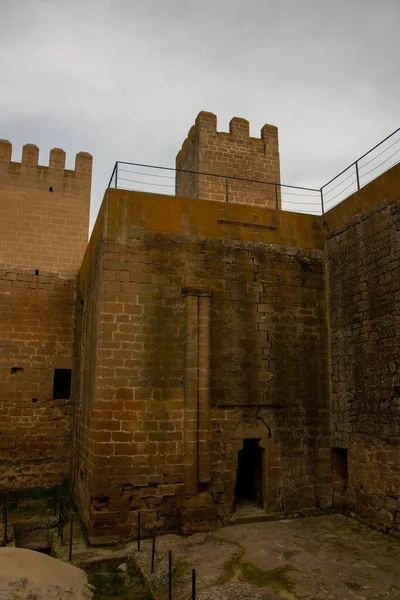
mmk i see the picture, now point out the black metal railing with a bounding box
[107,127,399,216]
[134,512,221,600]
[107,161,322,215]
[320,127,400,213]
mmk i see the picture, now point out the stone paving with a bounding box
[135,515,400,599]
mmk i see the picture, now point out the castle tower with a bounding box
[0,141,92,490]
[176,112,281,209]
[0,141,92,276]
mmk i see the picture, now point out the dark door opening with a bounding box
[235,439,263,507]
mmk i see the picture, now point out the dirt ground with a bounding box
[135,514,400,599]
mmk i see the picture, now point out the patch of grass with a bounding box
[89,572,125,598]
[224,554,296,594]
[87,564,152,600]
[172,558,189,582]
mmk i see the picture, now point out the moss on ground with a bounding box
[224,554,297,595]
[87,563,152,600]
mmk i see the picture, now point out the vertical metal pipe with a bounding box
[355,161,360,190]
[168,550,172,600]
[137,511,141,551]
[60,515,65,544]
[198,294,211,484]
[68,515,73,562]
[3,494,8,546]
[53,486,58,517]
[192,569,196,600]
[151,531,156,573]
[58,498,63,537]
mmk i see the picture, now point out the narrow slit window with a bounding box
[53,369,72,400]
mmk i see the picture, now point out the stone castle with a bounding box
[0,112,399,544]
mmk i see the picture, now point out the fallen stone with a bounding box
[0,547,93,600]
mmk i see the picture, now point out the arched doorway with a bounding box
[232,417,272,512]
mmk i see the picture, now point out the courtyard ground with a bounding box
[135,514,400,599]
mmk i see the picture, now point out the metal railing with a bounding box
[108,161,322,215]
[107,127,400,216]
[320,127,400,213]
[135,512,221,600]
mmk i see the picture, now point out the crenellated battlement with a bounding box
[176,111,281,208]
[0,140,92,196]
[0,139,92,276]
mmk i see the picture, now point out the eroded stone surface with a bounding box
[0,547,93,600]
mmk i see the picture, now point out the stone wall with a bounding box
[0,269,76,488]
[176,112,281,209]
[72,203,106,532]
[326,165,400,534]
[73,189,330,543]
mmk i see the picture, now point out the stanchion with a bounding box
[3,494,9,547]
[68,514,73,561]
[192,569,196,600]
[137,511,141,551]
[168,550,172,600]
[151,530,156,574]
[58,498,64,541]
[53,485,58,516]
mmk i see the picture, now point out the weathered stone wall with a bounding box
[0,269,75,488]
[74,189,330,543]
[72,203,106,532]
[326,165,400,533]
[176,112,281,209]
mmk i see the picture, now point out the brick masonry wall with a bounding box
[327,195,400,534]
[0,269,76,488]
[176,112,281,209]
[73,190,330,544]
[0,141,92,277]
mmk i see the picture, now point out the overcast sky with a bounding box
[1,0,399,226]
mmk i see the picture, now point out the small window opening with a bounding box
[48,186,53,192]
[53,369,72,400]
[10,367,23,375]
[34,269,39,276]
[331,447,348,485]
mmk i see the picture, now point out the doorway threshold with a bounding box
[231,503,283,526]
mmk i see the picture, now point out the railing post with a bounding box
[68,515,73,562]
[355,161,360,190]
[115,162,118,189]
[192,569,196,600]
[137,511,141,551]
[168,550,172,600]
[320,188,324,216]
[53,485,58,516]
[275,184,279,210]
[151,530,156,573]
[3,493,8,547]
[58,497,64,538]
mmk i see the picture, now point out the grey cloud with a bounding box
[0,0,398,226]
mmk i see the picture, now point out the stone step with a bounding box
[230,511,285,525]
